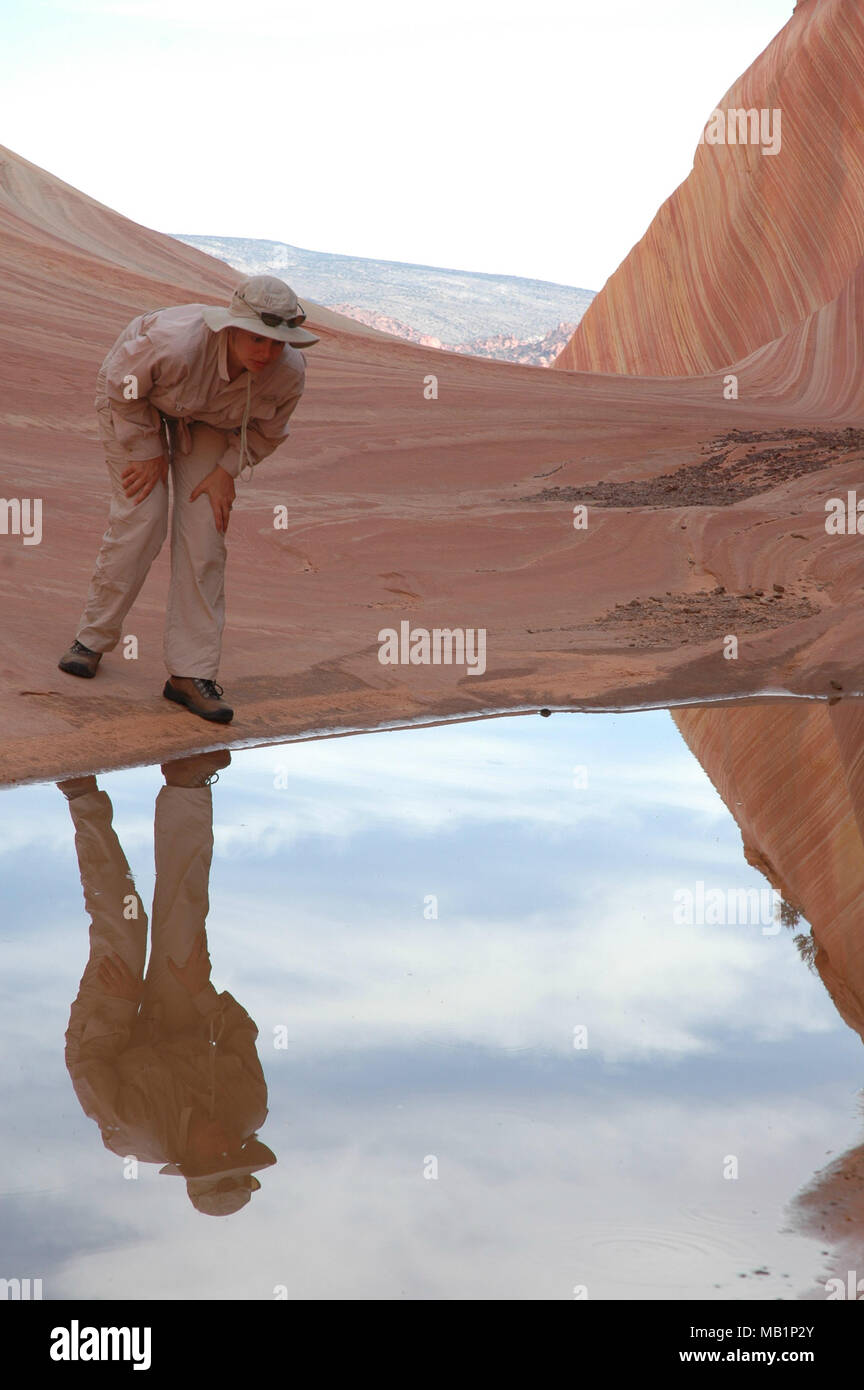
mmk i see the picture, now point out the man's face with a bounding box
[228,327,285,372]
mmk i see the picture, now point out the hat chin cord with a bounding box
[238,375,253,482]
[207,1009,225,1121]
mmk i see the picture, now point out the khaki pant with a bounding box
[77,374,229,679]
[64,782,215,1063]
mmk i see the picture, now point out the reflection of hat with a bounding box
[159,1138,277,1218]
[186,1174,261,1217]
[201,276,319,346]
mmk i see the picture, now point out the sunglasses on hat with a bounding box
[258,305,306,329]
[211,1175,257,1193]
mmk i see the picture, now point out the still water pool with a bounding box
[0,708,860,1300]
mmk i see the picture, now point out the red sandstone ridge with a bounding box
[671,695,864,1286]
[553,0,864,419]
[1,0,863,791]
[672,700,864,1046]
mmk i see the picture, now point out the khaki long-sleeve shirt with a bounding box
[96,302,306,479]
[66,983,268,1165]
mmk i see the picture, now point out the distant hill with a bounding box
[171,234,595,366]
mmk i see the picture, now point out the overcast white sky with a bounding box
[4,0,793,290]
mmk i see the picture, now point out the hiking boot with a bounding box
[163,676,234,724]
[161,749,232,787]
[58,639,102,679]
[56,774,99,800]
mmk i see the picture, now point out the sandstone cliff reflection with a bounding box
[673,697,864,1288]
[57,751,276,1218]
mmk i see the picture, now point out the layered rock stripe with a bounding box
[1,0,861,784]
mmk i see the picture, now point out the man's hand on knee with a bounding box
[190,464,236,533]
[167,930,212,995]
[97,951,143,1002]
[121,455,169,504]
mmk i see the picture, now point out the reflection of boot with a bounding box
[57,774,99,800]
[161,750,231,788]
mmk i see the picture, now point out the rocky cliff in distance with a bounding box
[553,0,864,420]
[325,304,581,366]
[172,233,595,359]
[448,321,581,368]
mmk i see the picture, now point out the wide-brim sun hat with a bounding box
[201,274,320,346]
[159,1136,277,1217]
[158,1136,277,1183]
[184,1173,262,1217]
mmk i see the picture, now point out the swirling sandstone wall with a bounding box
[554,0,864,420]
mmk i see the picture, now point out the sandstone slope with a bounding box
[1,0,862,790]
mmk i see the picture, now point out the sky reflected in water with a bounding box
[1,710,861,1300]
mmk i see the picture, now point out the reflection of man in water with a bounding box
[58,750,275,1216]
